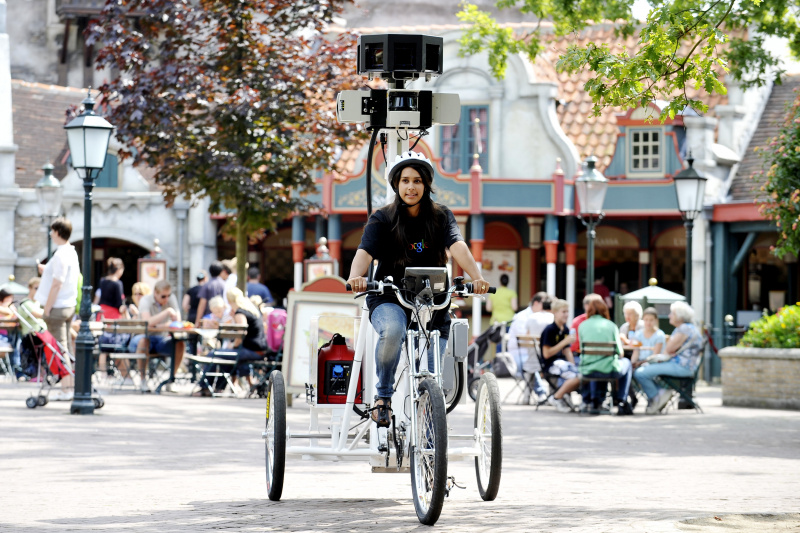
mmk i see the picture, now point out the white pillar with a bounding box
[0,0,20,280]
[472,261,482,336]
[294,262,303,292]
[546,263,556,296]
[566,265,575,320]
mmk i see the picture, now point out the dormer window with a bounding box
[440,105,488,174]
[630,129,661,172]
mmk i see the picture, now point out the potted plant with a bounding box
[719,305,800,410]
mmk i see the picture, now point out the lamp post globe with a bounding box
[64,91,114,415]
[35,163,63,258]
[575,156,608,297]
[673,155,707,305]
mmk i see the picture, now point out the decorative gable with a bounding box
[605,104,685,179]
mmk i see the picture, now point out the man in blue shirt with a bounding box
[194,261,228,323]
[246,267,274,306]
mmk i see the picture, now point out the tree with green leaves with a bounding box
[754,91,800,257]
[458,0,799,120]
[88,0,363,289]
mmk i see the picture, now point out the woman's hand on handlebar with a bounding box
[346,276,368,292]
[471,277,491,295]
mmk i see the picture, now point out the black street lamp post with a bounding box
[64,91,114,415]
[673,155,707,306]
[575,156,609,297]
[35,162,63,259]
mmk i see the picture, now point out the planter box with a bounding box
[719,347,800,410]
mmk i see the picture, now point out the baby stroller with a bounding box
[14,306,104,409]
[466,322,505,400]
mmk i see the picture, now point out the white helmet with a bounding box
[387,151,435,193]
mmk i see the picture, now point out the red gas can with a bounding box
[317,333,362,404]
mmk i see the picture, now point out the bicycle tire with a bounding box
[445,360,465,414]
[265,370,286,501]
[474,373,502,501]
[410,377,448,525]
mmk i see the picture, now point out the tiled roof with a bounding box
[11,80,85,188]
[538,26,729,171]
[730,75,800,202]
[11,80,159,190]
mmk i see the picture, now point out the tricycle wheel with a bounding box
[410,378,448,525]
[474,372,502,501]
[265,370,286,501]
[37,395,48,407]
[467,376,481,401]
[26,397,38,409]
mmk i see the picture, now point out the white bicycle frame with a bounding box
[282,280,480,469]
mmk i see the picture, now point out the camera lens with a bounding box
[389,93,418,112]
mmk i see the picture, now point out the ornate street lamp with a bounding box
[575,156,609,297]
[35,162,63,259]
[64,91,114,415]
[673,155,707,306]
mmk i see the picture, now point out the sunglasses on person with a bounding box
[133,292,144,296]
[156,292,171,300]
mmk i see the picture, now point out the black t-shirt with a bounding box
[186,284,203,323]
[98,278,124,309]
[540,322,569,372]
[357,204,463,337]
[236,308,267,352]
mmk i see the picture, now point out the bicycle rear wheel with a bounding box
[410,377,448,525]
[264,370,286,501]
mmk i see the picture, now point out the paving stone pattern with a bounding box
[1,382,799,532]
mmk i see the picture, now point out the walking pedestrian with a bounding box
[35,217,80,401]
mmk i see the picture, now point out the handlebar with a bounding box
[345,280,496,296]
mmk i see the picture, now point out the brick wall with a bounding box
[720,347,800,410]
[15,215,47,259]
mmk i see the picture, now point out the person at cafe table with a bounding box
[135,279,185,392]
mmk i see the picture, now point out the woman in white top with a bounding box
[631,307,666,367]
[619,300,644,346]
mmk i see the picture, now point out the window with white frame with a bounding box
[440,105,488,174]
[630,130,660,171]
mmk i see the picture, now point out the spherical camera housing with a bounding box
[357,34,443,81]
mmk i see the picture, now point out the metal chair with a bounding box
[188,323,248,397]
[656,347,705,414]
[579,341,620,410]
[497,333,540,405]
[98,320,148,392]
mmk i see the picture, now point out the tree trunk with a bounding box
[236,219,247,293]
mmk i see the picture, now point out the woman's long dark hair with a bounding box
[374,163,447,269]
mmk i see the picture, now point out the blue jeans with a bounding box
[372,303,446,399]
[634,360,694,399]
[582,357,632,402]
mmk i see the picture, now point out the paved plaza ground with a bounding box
[1,379,799,532]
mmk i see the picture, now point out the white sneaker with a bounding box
[653,389,674,412]
[52,390,74,401]
[547,396,572,413]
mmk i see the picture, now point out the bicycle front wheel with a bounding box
[410,377,448,525]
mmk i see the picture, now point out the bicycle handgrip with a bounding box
[346,281,380,292]
[464,283,496,294]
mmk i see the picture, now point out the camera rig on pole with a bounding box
[336,34,461,220]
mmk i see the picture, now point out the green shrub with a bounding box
[739,305,800,348]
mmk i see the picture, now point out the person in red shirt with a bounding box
[592,276,613,310]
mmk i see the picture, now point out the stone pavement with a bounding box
[1,379,799,532]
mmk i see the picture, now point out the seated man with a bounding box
[542,299,580,413]
[136,280,184,392]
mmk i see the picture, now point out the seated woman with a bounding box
[630,307,665,367]
[619,300,644,346]
[634,301,703,415]
[196,288,266,396]
[578,298,633,416]
[541,299,580,413]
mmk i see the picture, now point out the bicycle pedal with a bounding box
[445,475,466,497]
